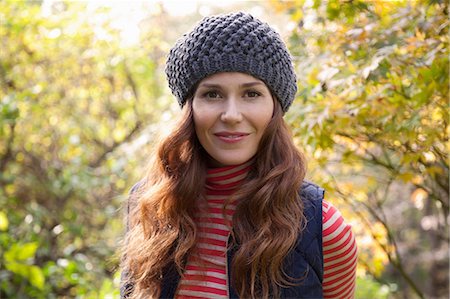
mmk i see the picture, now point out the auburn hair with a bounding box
[121,97,307,298]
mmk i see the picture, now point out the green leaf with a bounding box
[4,242,38,262]
[29,265,45,290]
[5,262,45,290]
[5,261,29,277]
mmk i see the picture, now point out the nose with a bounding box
[220,98,243,124]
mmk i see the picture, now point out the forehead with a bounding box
[199,72,266,86]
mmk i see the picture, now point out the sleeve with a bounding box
[322,200,358,299]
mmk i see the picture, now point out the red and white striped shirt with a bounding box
[176,162,357,299]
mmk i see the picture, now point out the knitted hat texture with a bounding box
[165,12,297,112]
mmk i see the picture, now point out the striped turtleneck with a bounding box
[175,161,251,299]
[175,162,357,299]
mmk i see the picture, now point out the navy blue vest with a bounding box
[121,181,324,299]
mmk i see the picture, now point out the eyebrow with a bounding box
[198,81,264,89]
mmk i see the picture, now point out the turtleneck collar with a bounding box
[205,159,253,191]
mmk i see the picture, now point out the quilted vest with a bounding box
[122,181,324,299]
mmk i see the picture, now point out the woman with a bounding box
[121,12,357,299]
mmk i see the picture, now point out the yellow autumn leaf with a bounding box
[0,211,8,231]
[398,172,415,182]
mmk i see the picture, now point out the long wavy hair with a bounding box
[121,96,307,298]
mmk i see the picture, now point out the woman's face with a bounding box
[192,72,274,167]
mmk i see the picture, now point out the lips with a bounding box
[214,132,250,143]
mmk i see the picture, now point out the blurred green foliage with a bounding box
[0,0,173,297]
[355,275,391,299]
[275,0,448,298]
[0,0,448,298]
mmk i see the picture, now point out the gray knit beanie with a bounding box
[165,12,297,112]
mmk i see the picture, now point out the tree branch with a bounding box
[89,121,142,168]
[325,169,425,298]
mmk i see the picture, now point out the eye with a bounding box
[203,91,221,98]
[245,90,261,98]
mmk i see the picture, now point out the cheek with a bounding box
[257,103,274,130]
[193,109,211,136]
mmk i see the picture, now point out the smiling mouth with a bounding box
[214,132,250,143]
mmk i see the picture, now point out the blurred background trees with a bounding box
[1,1,173,297]
[277,1,448,298]
[0,0,448,298]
